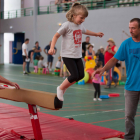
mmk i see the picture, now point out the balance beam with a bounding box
[0,88,63,140]
[0,88,63,110]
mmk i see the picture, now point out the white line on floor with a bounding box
[64,106,140,118]
[64,109,125,117]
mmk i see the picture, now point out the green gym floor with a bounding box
[0,64,140,140]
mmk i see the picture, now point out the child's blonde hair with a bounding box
[66,2,88,22]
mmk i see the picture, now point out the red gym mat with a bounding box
[0,103,124,140]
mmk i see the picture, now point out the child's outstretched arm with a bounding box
[84,30,104,38]
[48,33,61,55]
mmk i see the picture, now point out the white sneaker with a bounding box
[57,86,64,101]
[98,98,102,101]
[49,68,52,71]
[93,98,97,101]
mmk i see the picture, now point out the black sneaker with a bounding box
[23,72,28,75]
[27,71,31,73]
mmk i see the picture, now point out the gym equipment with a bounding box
[0,88,63,140]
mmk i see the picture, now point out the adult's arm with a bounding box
[108,46,118,55]
[104,46,109,53]
[34,48,42,53]
[30,52,34,63]
[92,50,95,58]
[94,57,118,76]
[44,48,48,55]
[24,49,28,59]
[0,75,20,89]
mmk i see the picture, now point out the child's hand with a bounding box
[96,32,104,38]
[48,48,55,55]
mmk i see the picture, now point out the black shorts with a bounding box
[22,55,26,62]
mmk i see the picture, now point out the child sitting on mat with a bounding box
[33,56,39,66]
[38,56,45,68]
[55,56,61,69]
[92,61,103,101]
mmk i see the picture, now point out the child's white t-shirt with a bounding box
[38,60,43,68]
[56,61,61,68]
[57,21,86,58]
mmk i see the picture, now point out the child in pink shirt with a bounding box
[92,61,103,101]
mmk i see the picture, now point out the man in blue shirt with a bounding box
[94,18,140,140]
[44,41,57,71]
[33,41,42,60]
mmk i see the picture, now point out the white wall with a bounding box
[4,33,14,63]
[0,6,140,67]
[23,0,54,8]
[4,0,21,19]
[4,0,21,11]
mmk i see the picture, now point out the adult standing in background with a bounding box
[26,48,35,73]
[44,41,57,71]
[82,36,90,65]
[104,38,118,88]
[33,41,42,60]
[22,38,29,75]
[98,46,105,66]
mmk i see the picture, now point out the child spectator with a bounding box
[38,56,45,68]
[55,56,61,69]
[92,61,103,101]
[33,56,39,66]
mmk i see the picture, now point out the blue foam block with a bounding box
[100,95,109,99]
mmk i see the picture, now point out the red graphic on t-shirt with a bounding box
[73,30,82,46]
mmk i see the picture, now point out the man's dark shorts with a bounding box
[48,55,54,63]
[22,55,26,62]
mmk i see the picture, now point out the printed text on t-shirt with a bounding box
[73,30,82,48]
